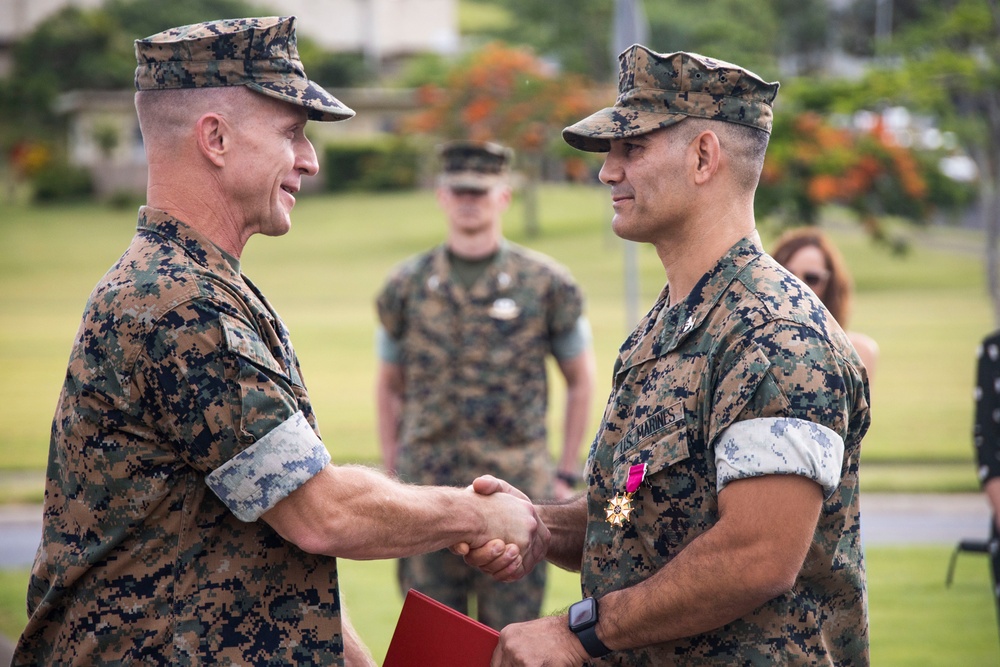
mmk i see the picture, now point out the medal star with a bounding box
[605,492,634,527]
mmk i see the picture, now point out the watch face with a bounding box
[569,599,597,628]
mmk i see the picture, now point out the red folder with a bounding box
[383,589,500,667]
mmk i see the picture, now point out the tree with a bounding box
[863,0,1000,322]
[470,0,616,79]
[0,0,267,166]
[406,42,596,236]
[757,110,934,252]
[471,0,829,80]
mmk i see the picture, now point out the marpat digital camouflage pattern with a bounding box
[134,16,354,122]
[14,208,343,665]
[377,241,584,628]
[563,46,779,152]
[581,237,871,665]
[438,140,514,192]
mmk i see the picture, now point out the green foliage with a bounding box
[470,0,830,80]
[30,162,93,203]
[646,0,781,77]
[102,0,272,41]
[473,0,614,78]
[0,0,268,156]
[322,140,421,192]
[390,53,453,88]
[13,6,135,92]
[297,48,371,89]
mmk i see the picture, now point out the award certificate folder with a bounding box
[383,589,500,667]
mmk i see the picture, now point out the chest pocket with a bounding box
[612,400,689,489]
[221,313,288,381]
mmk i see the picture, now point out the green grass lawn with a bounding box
[3,545,998,664]
[0,185,992,494]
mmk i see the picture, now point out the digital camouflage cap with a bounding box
[437,140,513,192]
[134,16,355,122]
[563,45,779,152]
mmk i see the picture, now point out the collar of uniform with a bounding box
[430,240,513,298]
[615,235,764,378]
[136,206,243,282]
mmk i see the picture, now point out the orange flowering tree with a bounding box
[407,42,597,235]
[757,111,933,246]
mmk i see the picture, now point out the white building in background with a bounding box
[278,0,458,64]
[0,0,459,75]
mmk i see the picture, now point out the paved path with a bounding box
[0,493,993,569]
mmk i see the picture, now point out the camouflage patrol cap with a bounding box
[563,45,779,152]
[134,16,355,122]
[438,140,513,192]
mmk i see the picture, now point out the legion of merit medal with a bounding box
[605,492,634,527]
[606,463,647,527]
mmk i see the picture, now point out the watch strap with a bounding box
[576,623,612,658]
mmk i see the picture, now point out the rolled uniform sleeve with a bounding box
[136,298,327,521]
[710,321,855,498]
[206,411,330,521]
[551,315,592,362]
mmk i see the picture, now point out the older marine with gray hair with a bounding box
[14,16,548,666]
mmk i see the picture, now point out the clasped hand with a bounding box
[450,475,548,582]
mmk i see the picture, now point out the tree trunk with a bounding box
[985,88,1000,327]
[987,161,1000,328]
[522,152,541,238]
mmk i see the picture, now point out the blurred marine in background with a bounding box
[375,140,596,629]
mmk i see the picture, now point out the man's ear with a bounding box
[195,113,228,167]
[691,130,721,185]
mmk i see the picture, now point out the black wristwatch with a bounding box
[556,470,582,488]
[568,597,612,658]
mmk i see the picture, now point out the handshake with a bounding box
[451,475,551,582]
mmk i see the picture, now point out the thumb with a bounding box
[472,475,505,495]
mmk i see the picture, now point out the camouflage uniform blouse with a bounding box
[15,208,342,666]
[583,237,871,666]
[376,242,584,495]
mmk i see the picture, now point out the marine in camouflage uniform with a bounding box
[469,46,872,666]
[15,17,550,667]
[375,142,595,629]
[14,18,355,666]
[580,239,869,665]
[16,209,341,665]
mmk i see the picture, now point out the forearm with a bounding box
[265,464,530,560]
[598,524,788,647]
[594,475,822,650]
[537,494,588,572]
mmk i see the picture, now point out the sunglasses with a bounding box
[800,270,830,288]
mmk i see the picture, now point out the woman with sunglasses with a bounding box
[771,227,880,379]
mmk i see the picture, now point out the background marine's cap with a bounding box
[134,16,355,122]
[563,46,779,152]
[438,141,513,192]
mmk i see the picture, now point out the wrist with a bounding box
[568,597,612,658]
